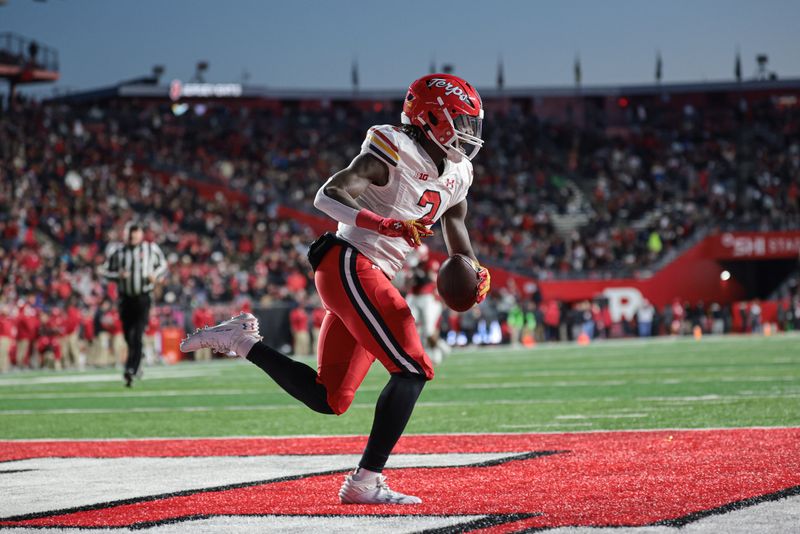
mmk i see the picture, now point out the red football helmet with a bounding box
[401,73,484,162]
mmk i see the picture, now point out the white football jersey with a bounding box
[337,125,473,278]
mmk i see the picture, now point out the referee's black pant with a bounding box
[119,294,151,376]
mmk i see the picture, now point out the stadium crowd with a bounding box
[1,92,799,371]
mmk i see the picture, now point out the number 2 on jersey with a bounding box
[417,190,442,221]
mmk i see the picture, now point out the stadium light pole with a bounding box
[193,61,208,83]
[655,51,662,85]
[735,46,742,82]
[497,55,504,92]
[152,65,164,84]
[351,58,359,95]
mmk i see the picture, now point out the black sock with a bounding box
[359,373,427,472]
[246,341,334,415]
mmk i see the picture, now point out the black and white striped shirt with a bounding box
[100,242,168,297]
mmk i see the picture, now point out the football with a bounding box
[437,254,480,312]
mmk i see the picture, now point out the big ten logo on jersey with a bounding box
[416,172,430,181]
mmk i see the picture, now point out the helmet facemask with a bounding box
[434,97,484,162]
[451,112,483,161]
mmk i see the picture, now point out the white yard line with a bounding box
[0,370,222,386]
[0,425,798,442]
[449,332,800,356]
[0,389,264,400]
[2,389,798,403]
[555,413,649,420]
[500,422,595,428]
[1,390,798,413]
[3,392,798,416]
[0,374,795,397]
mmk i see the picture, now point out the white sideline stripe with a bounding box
[501,422,595,428]
[0,394,800,410]
[448,331,800,356]
[0,399,649,415]
[342,248,418,374]
[428,376,799,389]
[556,413,649,420]
[0,369,219,386]
[4,392,797,415]
[0,389,265,400]
[1,426,798,442]
[2,386,798,401]
[461,363,800,379]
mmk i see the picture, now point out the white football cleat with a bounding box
[179,312,261,357]
[339,470,422,505]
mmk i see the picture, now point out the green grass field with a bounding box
[1,335,798,440]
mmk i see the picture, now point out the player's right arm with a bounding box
[317,152,388,212]
[313,153,433,247]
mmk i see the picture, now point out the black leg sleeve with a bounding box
[246,341,334,415]
[359,373,427,472]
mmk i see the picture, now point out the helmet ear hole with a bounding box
[427,111,438,126]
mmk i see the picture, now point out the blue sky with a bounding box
[3,0,800,94]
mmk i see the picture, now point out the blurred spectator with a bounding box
[710,302,725,335]
[96,300,115,366]
[637,299,655,337]
[0,304,14,373]
[16,297,39,368]
[37,309,64,369]
[144,311,162,365]
[750,301,763,334]
[62,298,83,368]
[191,302,215,362]
[543,300,561,341]
[311,306,326,357]
[289,301,310,356]
[507,304,525,346]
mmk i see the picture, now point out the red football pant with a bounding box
[314,244,434,415]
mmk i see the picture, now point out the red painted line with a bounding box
[0,429,795,462]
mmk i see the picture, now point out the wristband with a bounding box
[355,209,384,232]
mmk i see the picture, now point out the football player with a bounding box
[181,74,491,504]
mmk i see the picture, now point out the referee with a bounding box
[100,221,168,387]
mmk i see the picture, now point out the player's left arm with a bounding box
[441,199,491,303]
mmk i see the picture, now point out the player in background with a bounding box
[180,74,490,504]
[143,311,162,366]
[191,303,215,362]
[405,244,450,365]
[0,304,15,373]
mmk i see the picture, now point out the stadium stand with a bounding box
[1,82,799,370]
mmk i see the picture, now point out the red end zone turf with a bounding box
[1,428,798,531]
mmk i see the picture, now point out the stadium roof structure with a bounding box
[47,76,800,104]
[0,32,59,85]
